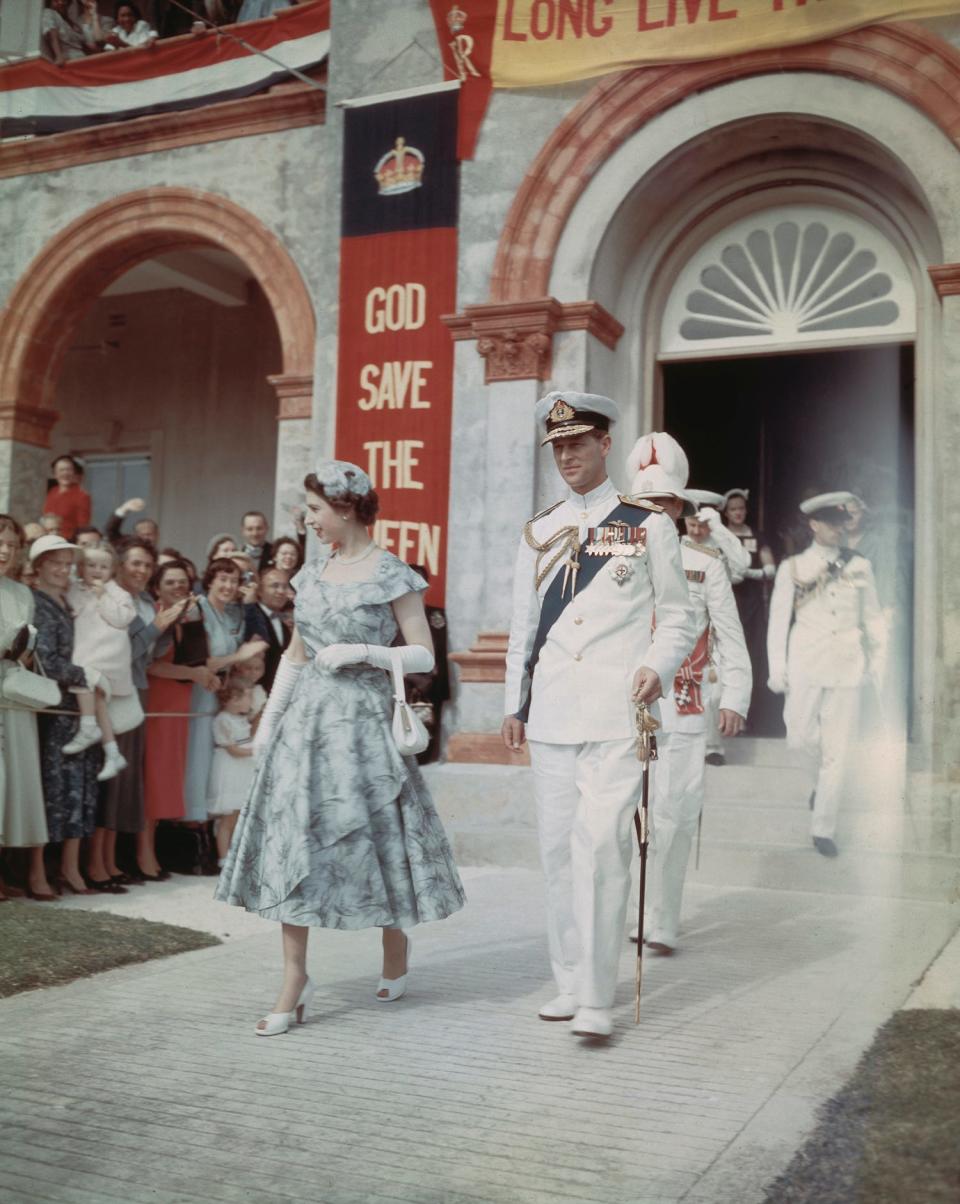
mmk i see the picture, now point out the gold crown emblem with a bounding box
[548,398,576,423]
[374,137,425,196]
[447,4,467,33]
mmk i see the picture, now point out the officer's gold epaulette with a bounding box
[619,494,664,513]
[682,537,722,558]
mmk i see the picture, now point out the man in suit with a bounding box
[502,392,696,1039]
[241,511,273,571]
[243,566,293,691]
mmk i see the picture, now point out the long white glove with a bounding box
[315,642,435,674]
[253,656,304,754]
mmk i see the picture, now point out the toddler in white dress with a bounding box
[63,545,136,781]
[208,683,256,867]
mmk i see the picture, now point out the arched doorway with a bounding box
[0,187,316,546]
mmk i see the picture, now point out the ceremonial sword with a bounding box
[632,699,659,1024]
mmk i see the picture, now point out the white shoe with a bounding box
[63,725,102,755]
[255,977,316,1036]
[96,752,128,782]
[538,993,577,1021]
[376,934,410,1002]
[570,1007,612,1038]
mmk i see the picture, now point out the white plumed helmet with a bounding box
[626,432,696,517]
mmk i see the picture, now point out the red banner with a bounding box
[335,87,460,606]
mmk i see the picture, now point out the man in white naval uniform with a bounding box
[767,492,886,857]
[628,438,752,954]
[501,393,696,1039]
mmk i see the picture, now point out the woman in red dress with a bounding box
[139,559,219,879]
[43,455,92,541]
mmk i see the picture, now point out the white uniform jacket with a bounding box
[704,525,750,584]
[767,543,886,691]
[504,478,697,744]
[659,538,752,735]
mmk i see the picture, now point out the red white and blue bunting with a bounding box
[0,1,329,137]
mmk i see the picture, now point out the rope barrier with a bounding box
[0,705,218,718]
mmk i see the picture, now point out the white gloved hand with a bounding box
[767,674,787,695]
[315,643,370,671]
[699,506,723,531]
[762,563,776,580]
[743,567,765,580]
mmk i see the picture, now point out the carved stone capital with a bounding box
[0,403,59,447]
[928,264,960,299]
[443,298,624,383]
[268,373,314,420]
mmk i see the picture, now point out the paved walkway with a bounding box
[1,868,957,1204]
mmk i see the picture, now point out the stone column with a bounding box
[0,404,58,520]
[927,266,960,776]
[442,297,623,762]
[268,373,314,536]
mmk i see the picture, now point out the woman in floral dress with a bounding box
[216,461,465,1035]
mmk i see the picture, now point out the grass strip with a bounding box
[0,905,220,997]
[763,1009,960,1204]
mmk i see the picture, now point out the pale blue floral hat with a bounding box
[313,459,372,499]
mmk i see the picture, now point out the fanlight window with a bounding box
[661,207,916,356]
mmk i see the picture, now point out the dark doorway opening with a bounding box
[663,344,914,736]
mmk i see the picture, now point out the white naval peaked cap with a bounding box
[799,490,860,516]
[626,432,697,517]
[534,390,620,446]
[687,488,726,509]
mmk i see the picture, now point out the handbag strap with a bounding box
[389,647,407,702]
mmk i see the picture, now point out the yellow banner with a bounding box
[490,0,960,87]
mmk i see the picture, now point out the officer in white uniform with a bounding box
[502,394,696,1039]
[628,437,752,953]
[767,492,886,857]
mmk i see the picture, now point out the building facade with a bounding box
[2,1,959,797]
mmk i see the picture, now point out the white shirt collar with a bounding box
[566,477,617,510]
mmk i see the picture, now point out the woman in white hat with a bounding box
[29,534,104,895]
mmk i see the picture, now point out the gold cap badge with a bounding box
[548,399,575,423]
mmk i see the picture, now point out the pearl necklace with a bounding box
[331,541,377,566]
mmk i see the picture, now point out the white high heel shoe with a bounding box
[376,935,411,1002]
[255,977,316,1036]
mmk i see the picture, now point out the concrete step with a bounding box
[422,760,960,899]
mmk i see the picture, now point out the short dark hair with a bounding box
[116,536,157,565]
[242,510,268,525]
[303,473,379,525]
[114,0,142,19]
[149,558,193,597]
[74,525,102,539]
[268,536,302,570]
[50,453,84,475]
[202,556,241,593]
[0,514,24,545]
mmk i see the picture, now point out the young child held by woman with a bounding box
[63,544,137,781]
[207,681,257,868]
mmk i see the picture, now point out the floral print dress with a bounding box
[215,553,465,929]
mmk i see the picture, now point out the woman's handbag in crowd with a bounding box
[389,647,430,756]
[0,626,61,711]
[173,617,209,668]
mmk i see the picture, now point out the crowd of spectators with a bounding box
[0,454,310,902]
[40,0,305,64]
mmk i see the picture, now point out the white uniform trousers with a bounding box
[784,685,860,839]
[647,730,706,948]
[528,738,643,1009]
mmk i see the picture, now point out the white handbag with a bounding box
[0,627,61,711]
[389,647,430,756]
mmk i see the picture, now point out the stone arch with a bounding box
[0,186,315,425]
[490,23,960,303]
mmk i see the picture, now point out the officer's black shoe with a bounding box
[704,752,726,767]
[813,836,838,858]
[808,790,816,811]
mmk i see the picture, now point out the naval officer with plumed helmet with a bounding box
[502,392,696,1039]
